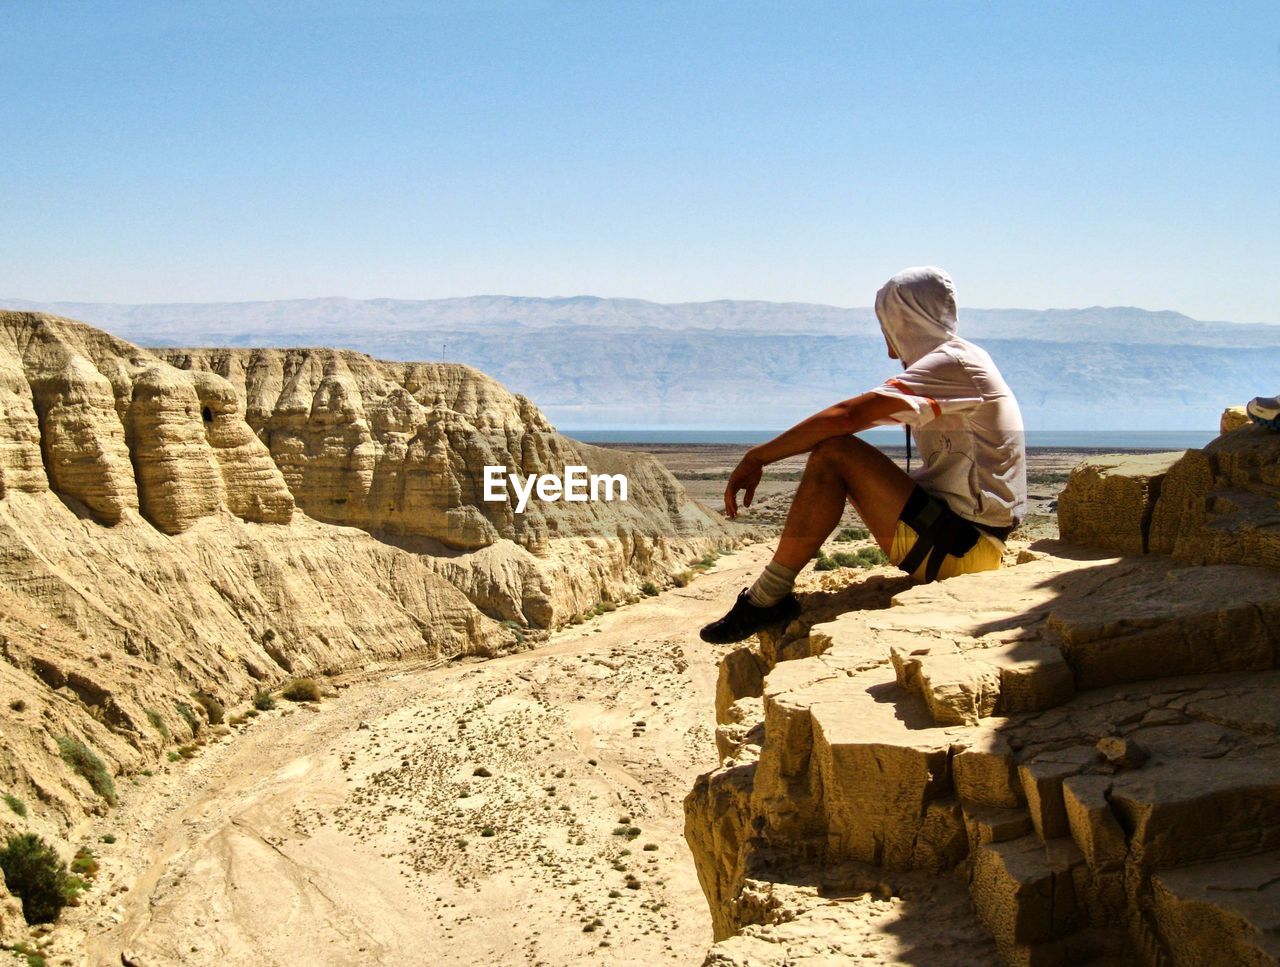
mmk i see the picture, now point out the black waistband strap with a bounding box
[896,485,986,582]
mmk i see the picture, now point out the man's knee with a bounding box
[807,435,864,470]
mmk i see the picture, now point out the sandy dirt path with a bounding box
[73,543,773,967]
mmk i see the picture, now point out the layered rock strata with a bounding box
[687,425,1280,965]
[154,346,719,625]
[1150,423,1280,568]
[1058,420,1278,569]
[1055,452,1183,555]
[0,310,727,930]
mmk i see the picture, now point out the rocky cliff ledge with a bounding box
[685,420,1279,965]
[0,310,727,891]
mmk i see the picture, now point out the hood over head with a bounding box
[875,266,959,367]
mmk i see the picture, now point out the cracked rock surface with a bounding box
[686,420,1280,966]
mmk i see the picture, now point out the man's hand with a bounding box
[724,452,763,519]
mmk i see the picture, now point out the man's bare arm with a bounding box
[723,392,910,518]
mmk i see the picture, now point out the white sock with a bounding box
[748,562,798,607]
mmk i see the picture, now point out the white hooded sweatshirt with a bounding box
[870,267,1027,532]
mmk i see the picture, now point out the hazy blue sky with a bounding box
[3,1,1277,321]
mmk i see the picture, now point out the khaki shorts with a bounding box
[888,519,1004,582]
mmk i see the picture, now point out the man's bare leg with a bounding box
[700,436,916,643]
[771,435,915,571]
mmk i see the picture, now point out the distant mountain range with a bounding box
[5,296,1276,431]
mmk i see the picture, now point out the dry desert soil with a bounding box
[59,444,1098,966]
[69,544,779,967]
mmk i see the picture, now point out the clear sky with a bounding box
[3,1,1277,322]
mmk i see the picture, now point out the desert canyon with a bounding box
[0,310,1277,966]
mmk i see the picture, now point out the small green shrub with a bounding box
[193,692,224,726]
[253,689,276,711]
[11,941,47,967]
[845,546,888,567]
[818,547,889,570]
[99,834,116,844]
[175,701,200,736]
[55,737,116,806]
[4,793,27,817]
[143,707,170,742]
[282,678,321,702]
[640,581,659,597]
[0,834,75,924]
[69,847,98,879]
[671,570,694,587]
[166,751,181,762]
[835,526,870,542]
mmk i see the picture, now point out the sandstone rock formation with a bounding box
[1058,423,1279,569]
[687,421,1280,965]
[1150,423,1280,568]
[1055,451,1183,554]
[0,310,727,890]
[1221,404,1249,434]
[155,345,720,625]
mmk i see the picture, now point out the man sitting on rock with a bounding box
[700,266,1027,644]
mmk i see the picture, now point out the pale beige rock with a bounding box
[1061,775,1126,871]
[1220,404,1250,434]
[1018,747,1096,842]
[159,347,710,560]
[1096,734,1148,769]
[0,868,24,947]
[982,641,1076,714]
[1149,425,1280,569]
[687,544,1280,965]
[703,865,999,966]
[953,734,1023,809]
[891,644,1000,726]
[1108,751,1280,869]
[0,310,729,856]
[1047,562,1280,688]
[810,694,953,869]
[128,366,224,533]
[1151,849,1280,965]
[717,647,768,725]
[0,351,46,498]
[187,370,293,524]
[970,835,1085,958]
[27,350,138,524]
[1057,451,1184,554]
[962,801,1035,849]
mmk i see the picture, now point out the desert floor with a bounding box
[62,444,1109,966]
[71,543,779,967]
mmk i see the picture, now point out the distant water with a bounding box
[563,429,1218,450]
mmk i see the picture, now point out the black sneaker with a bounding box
[699,589,802,644]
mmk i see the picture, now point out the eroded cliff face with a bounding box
[154,346,718,625]
[685,420,1280,966]
[0,311,728,929]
